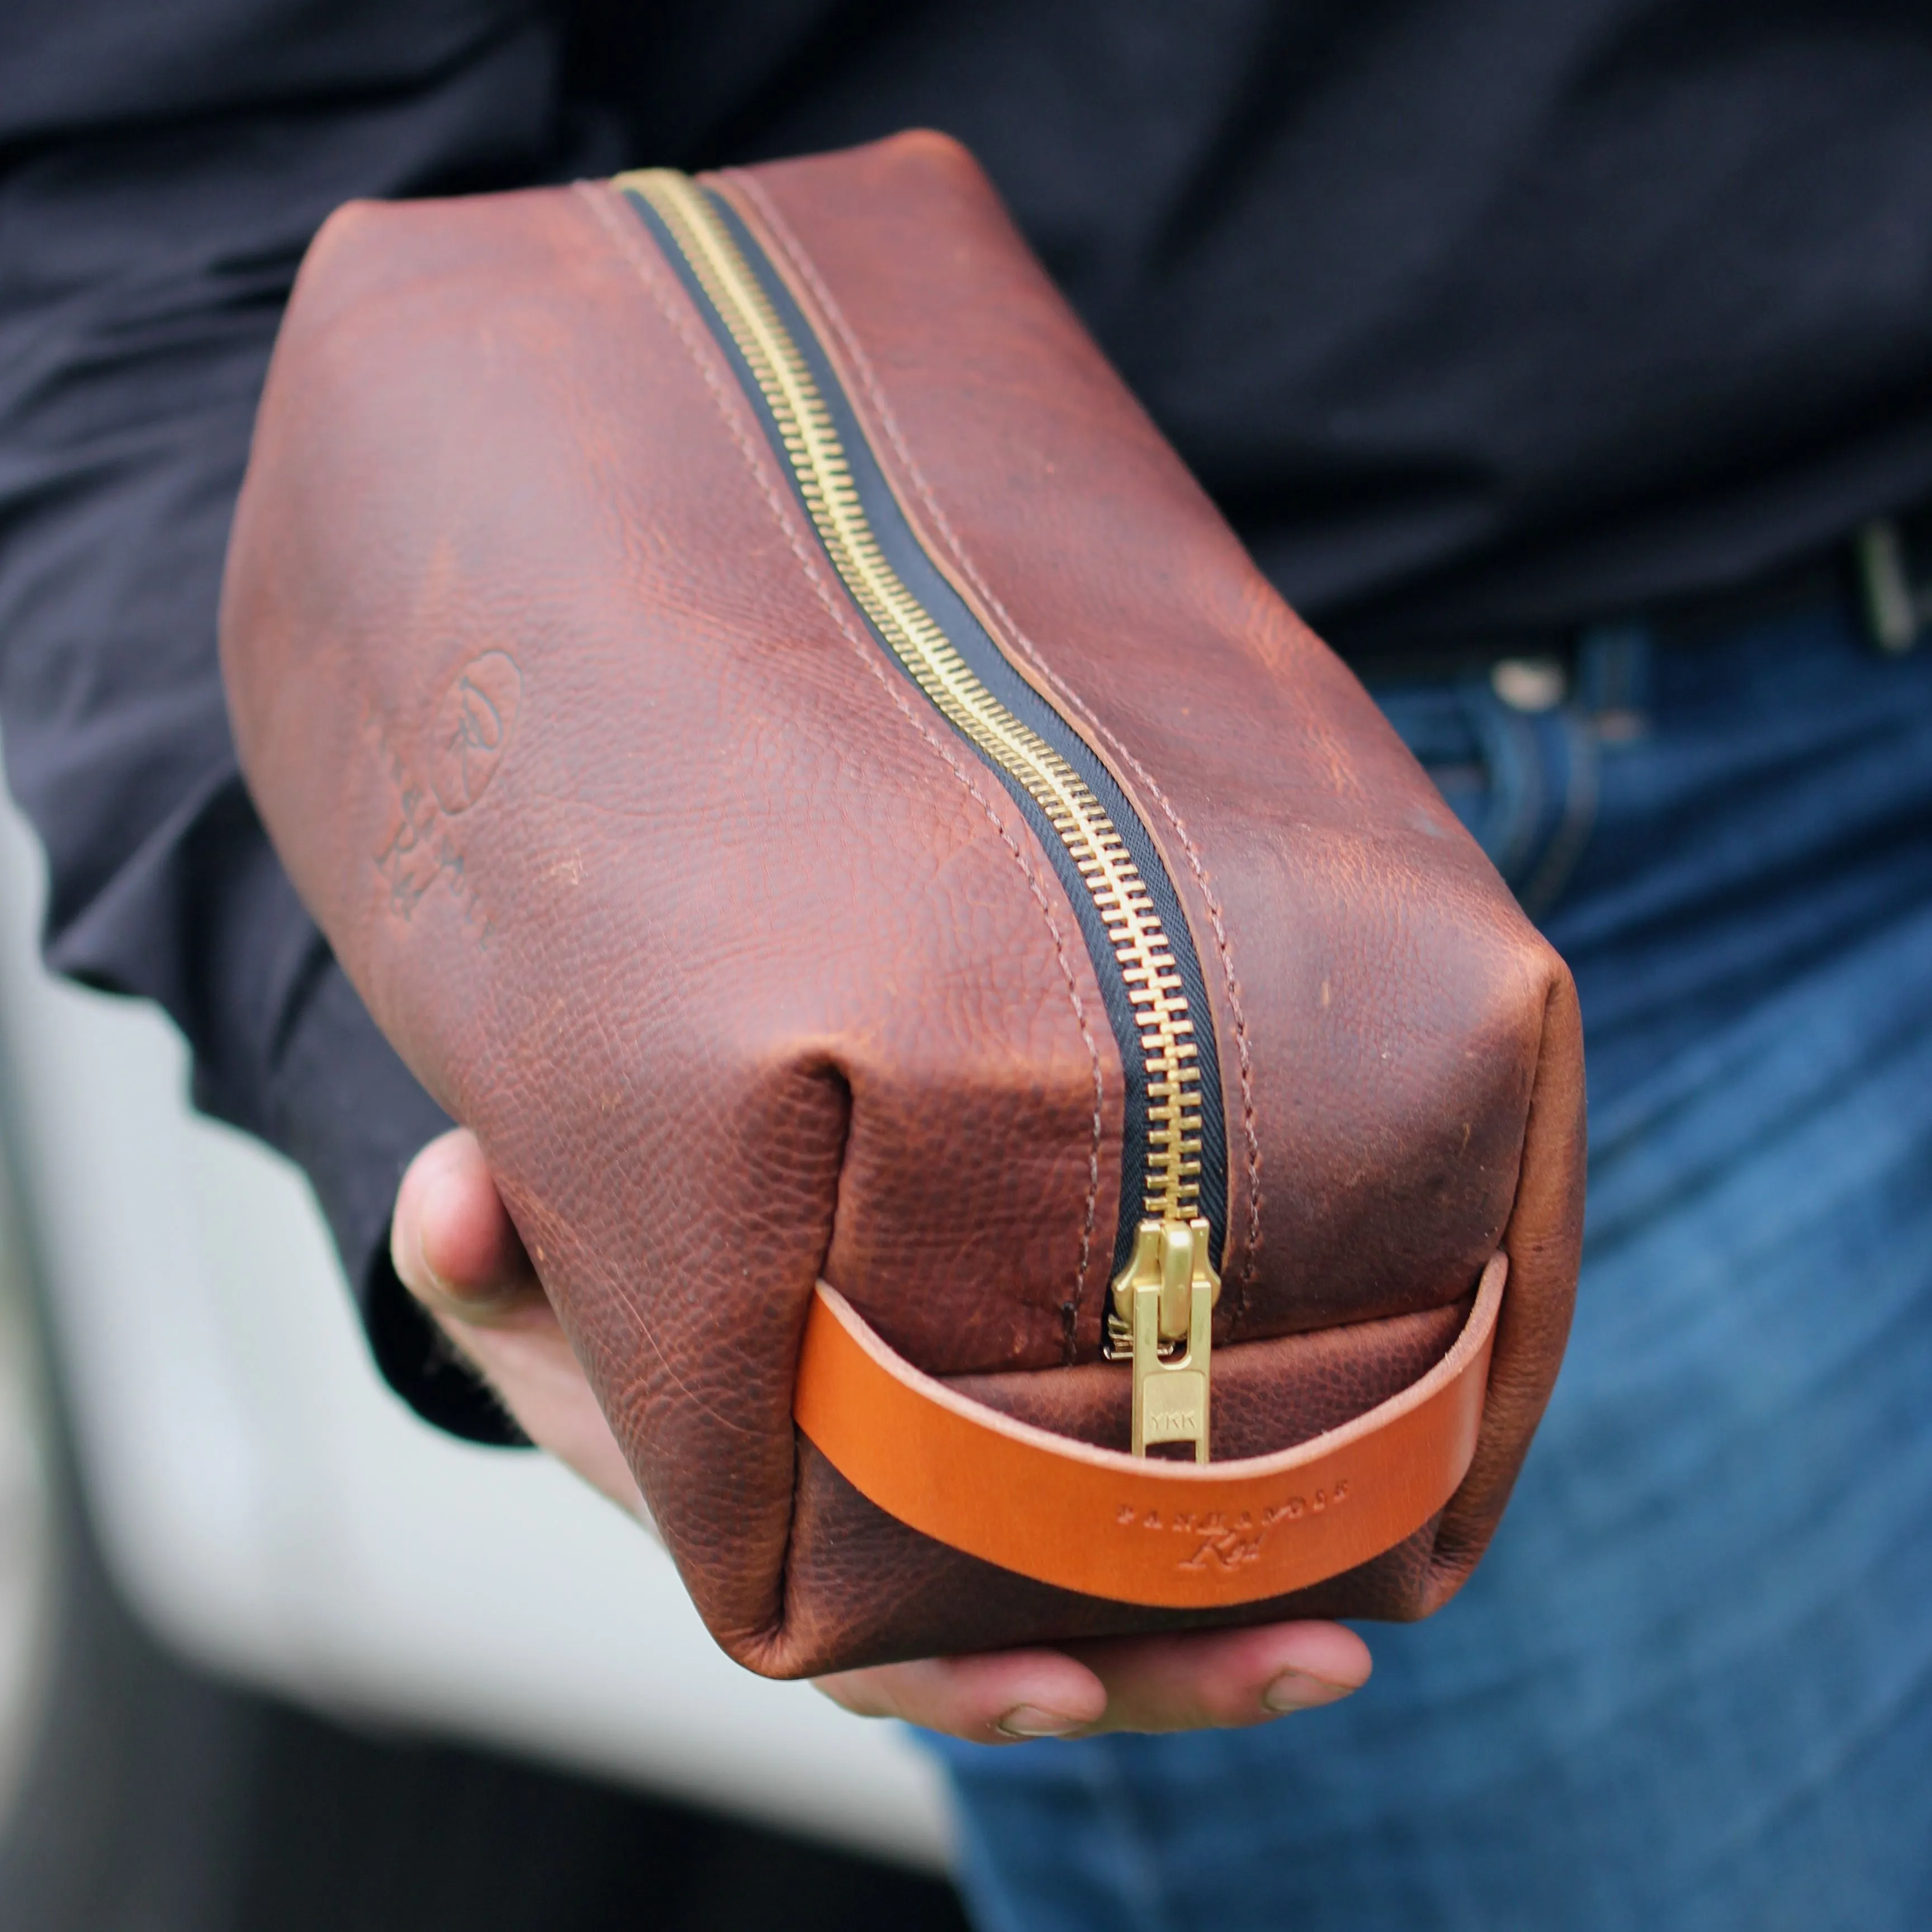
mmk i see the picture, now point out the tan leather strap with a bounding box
[794,1253,1505,1607]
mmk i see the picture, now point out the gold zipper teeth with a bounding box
[628,169,1201,1230]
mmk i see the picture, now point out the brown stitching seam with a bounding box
[732,169,1265,1304]
[580,182,1105,1342]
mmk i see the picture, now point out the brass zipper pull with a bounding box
[1111,1217,1219,1461]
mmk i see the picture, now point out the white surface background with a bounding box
[0,784,951,1869]
[0,1180,49,1829]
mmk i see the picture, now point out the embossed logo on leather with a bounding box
[366,703,494,944]
[428,650,522,815]
[1114,1483,1351,1573]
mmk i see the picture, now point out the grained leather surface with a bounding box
[221,131,1585,1677]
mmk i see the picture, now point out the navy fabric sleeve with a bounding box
[0,0,583,1441]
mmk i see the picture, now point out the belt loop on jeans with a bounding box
[1853,519,1932,655]
[1340,502,1932,688]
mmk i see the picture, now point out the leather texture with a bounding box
[220,130,1586,1678]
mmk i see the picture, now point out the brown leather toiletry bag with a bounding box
[221,131,1585,1678]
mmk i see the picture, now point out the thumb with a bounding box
[392,1126,546,1325]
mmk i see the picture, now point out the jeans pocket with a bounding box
[1372,659,1603,921]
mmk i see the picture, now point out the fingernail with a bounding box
[993,1704,1087,1740]
[1261,1669,1352,1715]
[413,1223,457,1300]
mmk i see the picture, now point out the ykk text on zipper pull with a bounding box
[1112,1217,1219,1461]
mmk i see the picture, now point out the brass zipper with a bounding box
[620,169,1222,1459]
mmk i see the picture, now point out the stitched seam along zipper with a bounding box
[618,169,1225,1458]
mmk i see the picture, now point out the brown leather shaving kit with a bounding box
[222,131,1585,1677]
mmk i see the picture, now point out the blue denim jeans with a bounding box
[924,597,1932,1931]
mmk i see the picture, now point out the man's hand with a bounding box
[392,1129,1372,1742]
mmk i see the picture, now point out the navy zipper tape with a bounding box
[622,181,1228,1281]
